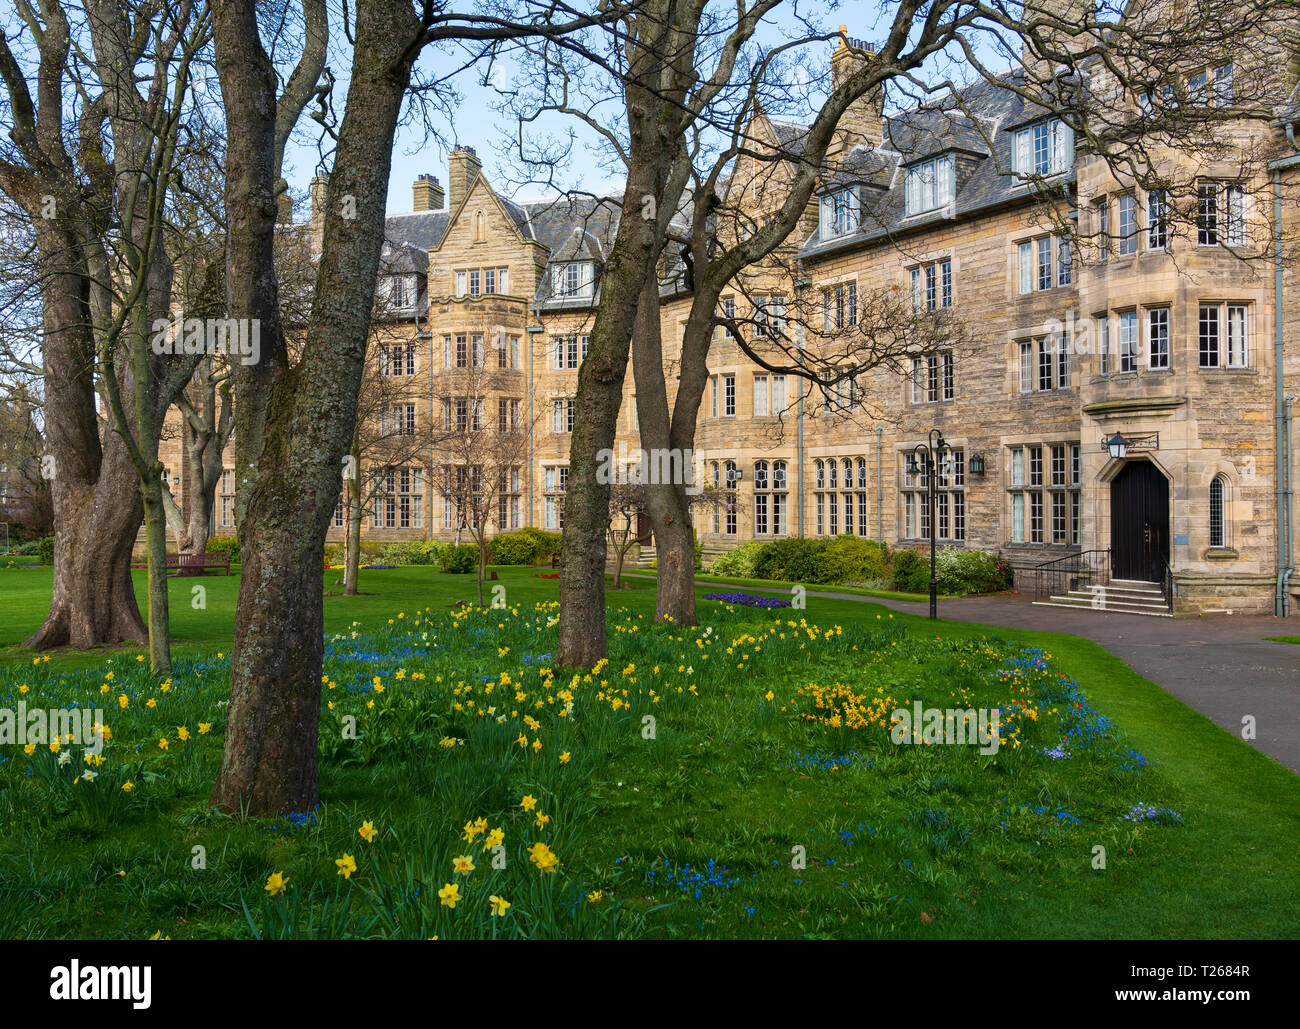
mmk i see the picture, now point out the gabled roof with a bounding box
[768,116,812,158]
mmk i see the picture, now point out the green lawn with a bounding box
[0,564,1295,939]
[631,568,951,604]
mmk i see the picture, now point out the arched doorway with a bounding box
[1110,461,1169,581]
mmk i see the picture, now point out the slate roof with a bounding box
[799,70,1074,261]
[383,209,450,251]
[525,194,622,258]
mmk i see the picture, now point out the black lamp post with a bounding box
[907,428,953,620]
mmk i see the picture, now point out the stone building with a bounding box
[159,24,1300,617]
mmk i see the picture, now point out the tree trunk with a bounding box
[181,418,221,556]
[209,0,418,815]
[556,100,680,667]
[477,535,487,607]
[212,509,327,813]
[629,267,698,626]
[345,478,362,595]
[24,448,147,649]
[647,489,696,624]
[23,235,147,650]
[141,473,173,674]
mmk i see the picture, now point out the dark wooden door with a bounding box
[1111,461,1169,581]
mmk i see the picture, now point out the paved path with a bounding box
[637,575,1300,772]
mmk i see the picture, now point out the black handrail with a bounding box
[1033,549,1111,603]
[1150,549,1175,612]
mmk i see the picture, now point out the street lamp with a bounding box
[907,428,952,620]
[1104,430,1130,460]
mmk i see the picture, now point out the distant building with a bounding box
[160,23,1300,616]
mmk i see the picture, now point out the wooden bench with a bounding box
[165,552,232,576]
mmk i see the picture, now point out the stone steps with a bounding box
[1033,579,1173,617]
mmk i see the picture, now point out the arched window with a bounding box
[753,461,770,535]
[474,211,485,241]
[1209,475,1227,548]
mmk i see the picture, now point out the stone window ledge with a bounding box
[1204,547,1238,561]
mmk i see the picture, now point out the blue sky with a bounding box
[278,3,1021,218]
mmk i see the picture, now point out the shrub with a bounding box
[751,537,827,583]
[440,543,478,574]
[490,530,548,565]
[488,527,561,566]
[38,536,54,565]
[709,541,764,578]
[935,547,1014,596]
[380,541,443,566]
[205,536,240,563]
[891,548,929,593]
[814,535,889,585]
[13,539,42,557]
[521,527,562,562]
[694,530,703,571]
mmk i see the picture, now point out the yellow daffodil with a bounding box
[527,842,558,874]
[437,882,461,908]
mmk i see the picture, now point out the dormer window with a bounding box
[385,274,414,307]
[819,188,861,238]
[1013,118,1073,178]
[552,261,594,300]
[905,156,955,215]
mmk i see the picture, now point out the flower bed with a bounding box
[702,591,792,608]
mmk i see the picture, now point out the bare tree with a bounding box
[209,0,622,815]
[509,0,1298,641]
[0,1,152,648]
[429,358,536,606]
[504,0,789,667]
[339,289,437,595]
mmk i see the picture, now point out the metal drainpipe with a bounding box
[418,304,434,542]
[526,310,542,529]
[1284,393,1295,614]
[877,425,883,541]
[794,267,810,537]
[1270,129,1300,614]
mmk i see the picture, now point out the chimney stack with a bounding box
[829,27,884,161]
[447,146,482,214]
[276,189,294,224]
[413,173,445,211]
[310,174,329,252]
